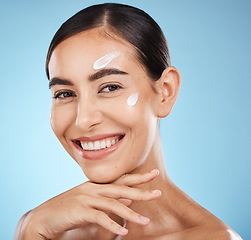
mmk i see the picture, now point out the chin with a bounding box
[82,168,124,184]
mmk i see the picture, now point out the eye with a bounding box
[53,91,76,99]
[99,84,122,93]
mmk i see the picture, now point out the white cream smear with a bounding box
[127,93,138,106]
[93,51,120,70]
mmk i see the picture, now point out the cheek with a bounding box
[102,91,156,134]
[125,97,158,165]
[101,95,142,126]
[50,104,76,142]
[105,94,157,158]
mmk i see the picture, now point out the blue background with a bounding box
[1,0,250,239]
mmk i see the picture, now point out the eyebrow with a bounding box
[88,68,128,81]
[49,78,73,89]
[49,68,128,89]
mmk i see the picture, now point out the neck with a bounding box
[122,131,185,239]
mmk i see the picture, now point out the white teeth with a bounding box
[84,142,88,150]
[106,139,111,148]
[88,142,94,150]
[79,136,122,151]
[101,140,106,149]
[94,141,100,150]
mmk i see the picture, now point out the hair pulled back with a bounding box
[46,3,170,80]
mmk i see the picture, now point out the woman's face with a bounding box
[49,29,160,183]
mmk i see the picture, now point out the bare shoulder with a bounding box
[14,211,32,240]
[152,225,243,240]
[179,225,242,240]
[163,184,243,240]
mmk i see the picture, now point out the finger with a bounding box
[117,198,132,206]
[96,184,161,201]
[114,169,159,186]
[87,197,150,226]
[84,208,128,236]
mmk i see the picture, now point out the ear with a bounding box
[156,66,181,118]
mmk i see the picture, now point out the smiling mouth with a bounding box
[73,135,124,151]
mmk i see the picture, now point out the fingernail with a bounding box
[119,227,128,235]
[151,169,159,175]
[140,215,150,224]
[151,190,161,195]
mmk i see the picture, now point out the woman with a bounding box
[15,3,242,240]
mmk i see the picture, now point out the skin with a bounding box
[15,29,242,240]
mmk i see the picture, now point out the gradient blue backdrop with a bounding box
[1,0,250,239]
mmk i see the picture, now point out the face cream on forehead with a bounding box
[127,93,138,106]
[93,51,120,70]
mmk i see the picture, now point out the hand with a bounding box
[22,169,161,239]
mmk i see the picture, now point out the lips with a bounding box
[72,134,124,160]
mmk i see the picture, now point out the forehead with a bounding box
[48,29,142,78]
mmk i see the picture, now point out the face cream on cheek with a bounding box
[127,93,139,106]
[93,51,120,70]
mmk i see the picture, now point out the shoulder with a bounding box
[187,225,242,240]
[196,225,242,240]
[14,211,32,240]
[166,185,242,239]
[157,225,243,240]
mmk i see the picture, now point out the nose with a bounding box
[75,95,103,131]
